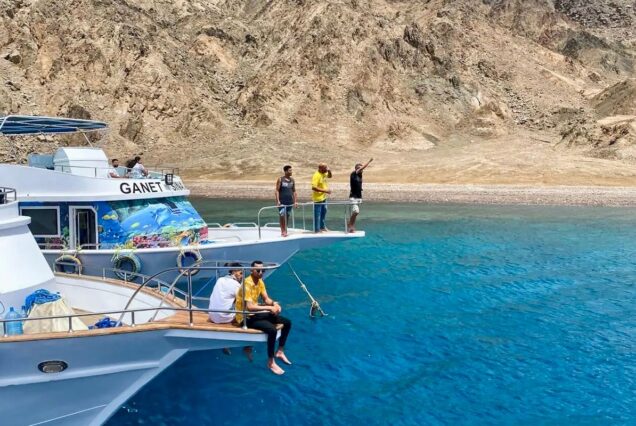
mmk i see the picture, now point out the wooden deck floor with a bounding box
[0,310,279,343]
[155,310,282,334]
[1,274,280,343]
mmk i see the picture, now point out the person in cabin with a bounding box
[275,165,298,237]
[347,158,373,233]
[235,260,292,375]
[108,158,123,178]
[131,155,149,178]
[311,163,332,233]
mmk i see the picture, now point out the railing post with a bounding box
[188,272,193,326]
[344,201,348,232]
[131,311,136,327]
[241,272,247,330]
[68,316,73,333]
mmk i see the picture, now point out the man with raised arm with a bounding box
[311,163,332,233]
[275,165,297,237]
[235,260,292,375]
[347,158,373,233]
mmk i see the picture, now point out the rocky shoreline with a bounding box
[186,180,636,207]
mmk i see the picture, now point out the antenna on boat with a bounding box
[288,263,327,318]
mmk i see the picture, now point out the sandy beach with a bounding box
[186,180,636,207]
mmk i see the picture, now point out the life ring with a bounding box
[112,253,142,280]
[176,250,202,276]
[55,255,82,274]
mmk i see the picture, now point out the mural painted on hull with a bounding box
[24,197,208,249]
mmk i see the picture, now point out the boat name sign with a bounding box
[120,181,185,194]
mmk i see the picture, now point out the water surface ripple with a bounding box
[109,202,636,425]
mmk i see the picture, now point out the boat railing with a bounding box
[205,235,243,243]
[256,200,360,238]
[1,262,279,337]
[51,164,179,180]
[0,305,264,337]
[119,263,280,328]
[39,242,67,250]
[100,267,192,299]
[0,186,17,204]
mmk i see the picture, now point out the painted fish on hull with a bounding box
[25,197,208,250]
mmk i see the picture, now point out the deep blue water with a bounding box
[109,200,636,425]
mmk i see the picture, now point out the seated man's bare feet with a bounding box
[268,360,285,375]
[222,347,231,355]
[276,350,292,365]
[243,346,254,362]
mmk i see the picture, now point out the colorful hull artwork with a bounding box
[24,197,208,249]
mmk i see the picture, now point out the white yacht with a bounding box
[0,115,363,280]
[0,186,285,425]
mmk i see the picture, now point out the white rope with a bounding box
[288,263,327,317]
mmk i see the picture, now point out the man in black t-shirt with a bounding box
[348,158,373,233]
[275,165,297,237]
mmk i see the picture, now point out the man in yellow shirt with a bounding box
[235,260,292,375]
[311,163,332,232]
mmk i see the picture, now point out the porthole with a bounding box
[38,360,68,373]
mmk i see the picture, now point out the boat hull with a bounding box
[0,328,269,425]
[44,229,362,282]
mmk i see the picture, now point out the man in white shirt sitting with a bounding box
[108,159,123,178]
[208,262,243,324]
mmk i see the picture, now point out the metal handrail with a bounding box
[1,262,281,337]
[206,235,242,242]
[225,222,258,228]
[39,242,67,250]
[119,262,280,329]
[0,187,17,204]
[79,243,100,249]
[100,267,190,300]
[0,305,266,337]
[51,164,178,180]
[257,199,360,238]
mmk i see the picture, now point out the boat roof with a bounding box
[0,115,108,135]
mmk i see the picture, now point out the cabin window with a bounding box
[20,207,61,237]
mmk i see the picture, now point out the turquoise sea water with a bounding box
[109,200,636,425]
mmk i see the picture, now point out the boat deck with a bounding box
[0,310,280,343]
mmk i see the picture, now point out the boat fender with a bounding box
[54,255,82,274]
[112,253,142,280]
[177,250,202,276]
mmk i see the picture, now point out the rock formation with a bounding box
[0,0,634,181]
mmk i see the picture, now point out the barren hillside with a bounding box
[0,0,635,184]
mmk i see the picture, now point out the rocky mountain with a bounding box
[0,0,634,183]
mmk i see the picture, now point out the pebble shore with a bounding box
[186,180,636,206]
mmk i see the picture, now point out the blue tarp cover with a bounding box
[0,115,107,135]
